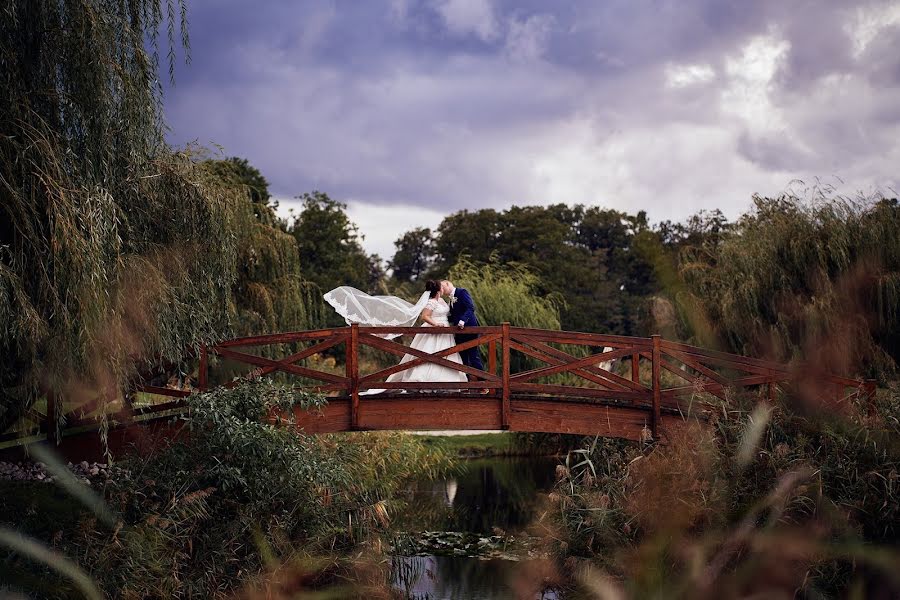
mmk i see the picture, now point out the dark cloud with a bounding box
[163,0,900,257]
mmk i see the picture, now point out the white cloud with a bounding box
[722,32,791,133]
[845,2,900,58]
[665,63,715,88]
[433,0,498,41]
[165,0,900,264]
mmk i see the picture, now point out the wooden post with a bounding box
[501,322,511,430]
[631,352,640,385]
[45,390,58,445]
[651,334,661,439]
[199,344,208,392]
[488,339,497,376]
[349,324,360,430]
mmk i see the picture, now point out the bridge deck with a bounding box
[2,325,876,453]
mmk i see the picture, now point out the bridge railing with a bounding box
[3,325,876,451]
[189,324,876,437]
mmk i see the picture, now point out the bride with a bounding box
[323,280,466,391]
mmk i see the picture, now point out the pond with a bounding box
[390,455,563,599]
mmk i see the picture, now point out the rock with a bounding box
[89,467,99,476]
[79,461,89,470]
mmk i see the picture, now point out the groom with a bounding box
[441,280,486,375]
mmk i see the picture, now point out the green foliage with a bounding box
[289,191,381,295]
[0,1,235,434]
[3,379,450,598]
[201,159,326,338]
[389,227,435,282]
[549,386,900,597]
[424,204,659,335]
[202,156,275,223]
[0,1,334,439]
[678,195,900,378]
[449,258,563,330]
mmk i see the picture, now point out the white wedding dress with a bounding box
[323,288,466,392]
[382,298,467,387]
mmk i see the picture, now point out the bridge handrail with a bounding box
[8,324,876,449]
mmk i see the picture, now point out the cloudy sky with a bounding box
[163,0,900,259]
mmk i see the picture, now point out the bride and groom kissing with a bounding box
[323,279,488,393]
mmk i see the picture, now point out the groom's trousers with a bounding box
[455,333,485,371]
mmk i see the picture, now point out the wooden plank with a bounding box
[515,340,645,392]
[632,353,640,385]
[509,382,649,401]
[663,349,732,386]
[508,340,632,392]
[511,346,636,383]
[217,328,347,348]
[501,322,511,430]
[512,332,653,349]
[660,373,787,398]
[651,335,661,438]
[642,351,727,401]
[360,333,500,383]
[358,397,503,431]
[211,346,348,385]
[661,347,786,376]
[358,333,501,382]
[510,400,656,441]
[350,324,360,430]
[236,335,347,382]
[511,328,653,347]
[286,400,352,434]
[659,340,790,372]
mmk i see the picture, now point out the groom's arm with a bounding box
[456,289,476,327]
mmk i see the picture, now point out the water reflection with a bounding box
[391,456,561,599]
[392,555,560,600]
[394,456,558,534]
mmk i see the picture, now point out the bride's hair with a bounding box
[424,279,441,298]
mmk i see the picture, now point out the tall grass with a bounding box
[678,193,900,380]
[545,384,900,598]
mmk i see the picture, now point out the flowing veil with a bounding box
[323,286,431,339]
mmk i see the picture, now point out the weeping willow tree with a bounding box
[449,257,564,330]
[0,1,249,433]
[448,257,571,373]
[200,158,325,338]
[678,193,900,378]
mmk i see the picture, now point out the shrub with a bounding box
[548,384,900,598]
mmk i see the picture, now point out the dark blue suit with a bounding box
[448,287,484,371]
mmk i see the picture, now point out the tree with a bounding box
[0,1,247,433]
[201,159,323,338]
[676,196,899,377]
[432,209,502,273]
[289,191,380,294]
[203,156,277,225]
[429,204,632,335]
[389,227,435,282]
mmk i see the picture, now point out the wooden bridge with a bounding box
[0,324,877,456]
